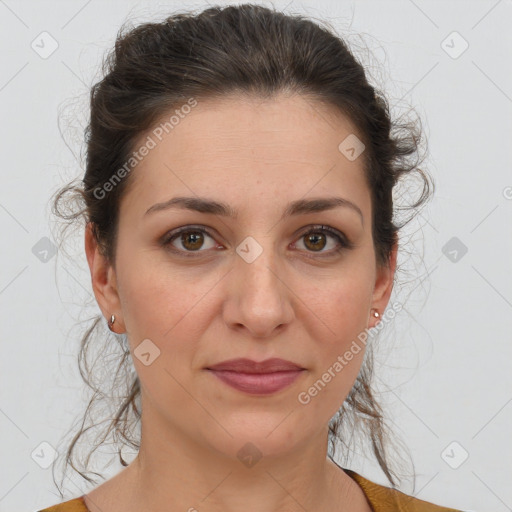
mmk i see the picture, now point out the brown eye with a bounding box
[295,225,351,256]
[303,232,327,252]
[162,226,217,255]
[180,230,205,251]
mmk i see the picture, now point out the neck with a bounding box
[107,409,359,512]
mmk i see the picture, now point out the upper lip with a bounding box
[206,358,304,373]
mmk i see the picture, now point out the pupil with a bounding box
[306,233,325,251]
[183,232,203,250]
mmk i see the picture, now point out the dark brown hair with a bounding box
[51,3,432,497]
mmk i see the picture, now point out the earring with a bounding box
[371,308,380,319]
[107,314,116,332]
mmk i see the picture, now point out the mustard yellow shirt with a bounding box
[36,468,463,511]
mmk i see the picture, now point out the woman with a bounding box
[39,4,464,511]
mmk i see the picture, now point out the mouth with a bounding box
[205,358,306,395]
[206,368,305,395]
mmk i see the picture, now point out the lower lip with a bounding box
[207,369,305,395]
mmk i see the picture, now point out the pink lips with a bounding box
[206,358,305,395]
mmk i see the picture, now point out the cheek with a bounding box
[295,276,372,416]
[115,254,220,397]
[116,263,208,412]
[297,334,367,430]
[116,248,209,339]
[302,268,373,346]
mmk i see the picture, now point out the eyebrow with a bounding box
[144,196,363,225]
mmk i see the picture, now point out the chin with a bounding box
[201,415,311,464]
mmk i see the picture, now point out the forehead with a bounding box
[120,93,371,222]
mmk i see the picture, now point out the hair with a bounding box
[50,3,433,498]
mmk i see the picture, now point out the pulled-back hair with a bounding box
[51,3,432,497]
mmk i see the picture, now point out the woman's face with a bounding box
[87,93,396,463]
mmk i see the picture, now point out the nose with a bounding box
[222,240,295,339]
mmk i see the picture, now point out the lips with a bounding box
[206,357,304,373]
[205,358,305,395]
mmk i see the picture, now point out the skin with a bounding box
[84,92,397,512]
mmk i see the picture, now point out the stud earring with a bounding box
[371,308,380,319]
[107,314,116,332]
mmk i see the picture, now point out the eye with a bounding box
[293,225,353,257]
[161,224,353,257]
[161,225,218,254]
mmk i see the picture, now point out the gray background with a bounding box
[1,0,511,511]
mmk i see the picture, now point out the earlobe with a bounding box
[107,314,117,332]
[370,239,398,325]
[84,222,123,331]
[370,308,381,328]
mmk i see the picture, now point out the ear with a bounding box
[85,222,124,333]
[369,237,398,328]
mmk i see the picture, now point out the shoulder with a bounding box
[344,469,465,512]
[36,496,89,512]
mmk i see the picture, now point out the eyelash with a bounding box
[160,224,354,259]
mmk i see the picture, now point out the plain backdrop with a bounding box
[1,1,511,511]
